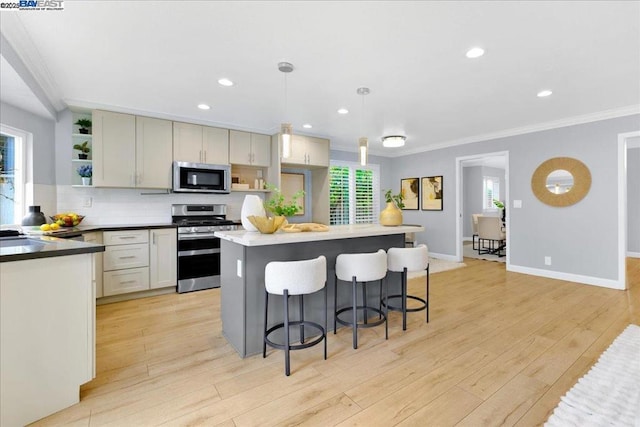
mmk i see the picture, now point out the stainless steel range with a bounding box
[171,204,237,293]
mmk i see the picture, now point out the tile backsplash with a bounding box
[56,186,263,225]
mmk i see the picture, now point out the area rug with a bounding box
[545,324,640,426]
[408,257,466,278]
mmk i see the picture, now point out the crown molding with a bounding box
[335,105,640,158]
[1,13,65,113]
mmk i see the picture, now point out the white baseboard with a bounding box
[463,236,473,242]
[627,251,640,258]
[429,252,460,262]
[507,264,625,290]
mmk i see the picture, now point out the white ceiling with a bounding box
[1,1,639,156]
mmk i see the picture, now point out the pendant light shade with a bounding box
[357,87,370,166]
[359,137,368,166]
[279,62,294,159]
[382,135,406,148]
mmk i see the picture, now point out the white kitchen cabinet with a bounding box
[173,122,229,164]
[103,268,150,296]
[284,134,330,167]
[83,231,103,298]
[229,130,271,167]
[92,110,136,187]
[93,111,173,189]
[136,116,173,188]
[149,228,177,289]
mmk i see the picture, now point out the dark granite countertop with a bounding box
[0,235,105,263]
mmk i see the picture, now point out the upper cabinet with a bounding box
[93,110,172,189]
[283,134,329,168]
[173,122,229,165]
[229,130,270,167]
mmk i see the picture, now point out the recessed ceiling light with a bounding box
[537,90,553,97]
[218,78,234,87]
[337,108,349,115]
[302,124,312,129]
[466,47,485,58]
[197,104,210,110]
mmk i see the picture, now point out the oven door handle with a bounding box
[178,248,221,257]
[178,233,220,240]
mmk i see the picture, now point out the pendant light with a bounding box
[278,62,294,159]
[357,87,370,166]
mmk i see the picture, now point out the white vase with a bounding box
[241,195,266,232]
[81,177,91,186]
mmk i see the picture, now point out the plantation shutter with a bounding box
[329,162,380,225]
[354,168,375,223]
[330,166,350,225]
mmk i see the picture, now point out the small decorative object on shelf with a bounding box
[75,118,92,134]
[380,189,404,226]
[77,164,92,186]
[264,183,304,217]
[73,140,91,159]
[241,195,266,232]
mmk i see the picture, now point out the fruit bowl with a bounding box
[246,215,286,234]
[50,213,85,227]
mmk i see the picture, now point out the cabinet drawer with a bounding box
[103,267,149,296]
[103,230,149,245]
[103,243,149,271]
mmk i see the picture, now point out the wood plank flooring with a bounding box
[31,257,640,426]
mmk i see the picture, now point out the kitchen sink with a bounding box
[0,237,52,248]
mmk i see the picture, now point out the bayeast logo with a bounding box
[0,0,65,10]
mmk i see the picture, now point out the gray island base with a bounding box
[215,224,425,358]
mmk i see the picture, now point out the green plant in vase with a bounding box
[75,118,92,134]
[264,184,304,217]
[73,141,91,159]
[384,189,405,209]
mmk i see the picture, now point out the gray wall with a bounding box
[629,147,640,253]
[1,102,56,184]
[385,114,640,281]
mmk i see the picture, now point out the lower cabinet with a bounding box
[101,228,176,297]
[83,231,104,298]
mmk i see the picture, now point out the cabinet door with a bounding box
[93,110,136,187]
[103,267,149,296]
[103,243,150,271]
[286,134,309,165]
[250,133,271,167]
[149,228,177,289]
[305,136,330,167]
[136,116,173,188]
[203,126,229,165]
[83,232,103,298]
[229,130,252,165]
[173,122,203,163]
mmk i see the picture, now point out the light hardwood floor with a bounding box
[32,257,639,426]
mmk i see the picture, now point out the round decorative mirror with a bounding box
[531,157,590,207]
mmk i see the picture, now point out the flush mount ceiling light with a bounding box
[382,135,406,148]
[303,123,312,129]
[218,78,234,87]
[466,47,485,58]
[337,108,349,115]
[357,87,370,166]
[537,89,553,97]
[279,61,294,159]
[197,104,210,110]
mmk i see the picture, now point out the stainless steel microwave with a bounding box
[172,161,231,194]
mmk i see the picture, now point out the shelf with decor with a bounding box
[72,113,93,187]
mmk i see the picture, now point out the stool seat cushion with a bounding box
[265,256,327,296]
[387,244,429,273]
[336,249,387,282]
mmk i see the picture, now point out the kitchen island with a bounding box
[214,224,424,357]
[0,235,104,426]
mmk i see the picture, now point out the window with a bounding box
[0,126,26,225]
[483,176,500,210]
[329,162,380,225]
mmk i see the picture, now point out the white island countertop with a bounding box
[214,224,424,247]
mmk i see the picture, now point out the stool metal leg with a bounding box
[323,285,328,360]
[334,274,338,334]
[263,289,268,358]
[383,278,388,339]
[426,264,430,323]
[402,267,407,331]
[284,289,290,376]
[352,276,358,349]
[362,281,368,325]
[300,294,305,344]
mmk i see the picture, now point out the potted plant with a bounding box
[264,184,305,217]
[380,189,404,226]
[493,199,506,222]
[77,164,92,186]
[75,118,92,134]
[73,141,90,159]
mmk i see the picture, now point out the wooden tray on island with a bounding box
[281,223,329,233]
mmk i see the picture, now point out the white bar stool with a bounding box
[384,244,429,330]
[263,256,327,376]
[334,249,388,349]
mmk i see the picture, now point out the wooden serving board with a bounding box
[281,223,329,233]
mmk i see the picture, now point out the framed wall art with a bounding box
[421,176,443,211]
[401,177,419,210]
